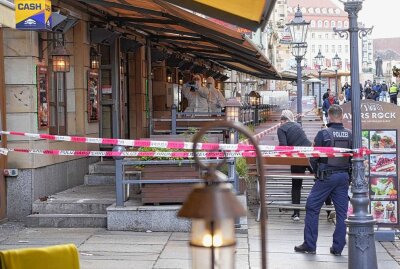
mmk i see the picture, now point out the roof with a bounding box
[287,0,347,17]
[79,0,289,80]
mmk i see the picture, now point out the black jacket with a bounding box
[277,122,311,147]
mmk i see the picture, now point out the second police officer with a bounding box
[294,104,352,256]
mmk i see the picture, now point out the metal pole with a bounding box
[335,69,339,96]
[296,56,302,124]
[318,70,322,107]
[344,2,378,269]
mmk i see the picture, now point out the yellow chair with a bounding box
[0,244,80,269]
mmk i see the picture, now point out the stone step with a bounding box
[89,161,115,174]
[25,214,107,228]
[84,174,115,185]
[32,200,113,214]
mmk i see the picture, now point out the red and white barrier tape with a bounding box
[241,123,281,145]
[0,148,354,158]
[0,131,353,154]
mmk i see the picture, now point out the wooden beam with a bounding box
[127,23,199,37]
[83,0,164,17]
[109,16,179,25]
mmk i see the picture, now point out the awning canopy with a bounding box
[161,0,277,32]
[79,0,289,80]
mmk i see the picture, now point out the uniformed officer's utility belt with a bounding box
[317,169,349,180]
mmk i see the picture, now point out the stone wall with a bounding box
[6,157,97,221]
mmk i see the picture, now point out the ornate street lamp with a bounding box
[333,53,342,96]
[287,6,310,125]
[314,50,325,107]
[51,43,71,72]
[248,91,259,125]
[334,1,376,269]
[179,121,268,269]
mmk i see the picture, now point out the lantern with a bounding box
[314,50,325,69]
[90,47,101,70]
[178,184,246,269]
[51,44,71,72]
[225,98,242,122]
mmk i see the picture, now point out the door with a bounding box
[99,43,129,141]
[0,28,7,221]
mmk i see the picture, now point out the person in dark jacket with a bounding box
[322,89,331,102]
[295,105,352,256]
[322,92,338,116]
[277,110,312,221]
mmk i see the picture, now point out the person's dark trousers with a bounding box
[303,172,349,253]
[290,165,309,216]
[390,95,398,105]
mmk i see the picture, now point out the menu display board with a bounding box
[87,70,99,122]
[37,65,49,129]
[342,101,400,226]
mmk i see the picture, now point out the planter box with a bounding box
[141,165,200,204]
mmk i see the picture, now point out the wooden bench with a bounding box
[246,157,336,222]
[115,159,235,206]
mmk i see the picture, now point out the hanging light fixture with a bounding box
[51,43,71,72]
[90,47,101,70]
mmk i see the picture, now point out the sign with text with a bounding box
[342,100,399,226]
[15,0,52,30]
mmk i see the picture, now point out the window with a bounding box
[311,20,316,28]
[324,20,329,28]
[338,21,343,28]
[50,72,67,135]
[318,34,322,39]
[331,21,336,28]
[322,8,327,14]
[318,45,322,51]
[325,45,329,53]
[308,8,314,13]
[344,21,349,28]
[335,8,340,15]
[345,45,349,53]
[315,8,321,13]
[312,45,315,53]
[338,45,342,53]
[328,8,334,14]
[332,33,336,39]
[317,20,322,28]
[325,33,329,39]
[311,33,315,39]
[332,45,335,53]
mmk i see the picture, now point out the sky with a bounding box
[332,0,400,39]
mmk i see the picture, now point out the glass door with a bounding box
[100,44,113,139]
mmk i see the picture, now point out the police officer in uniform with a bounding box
[295,105,352,256]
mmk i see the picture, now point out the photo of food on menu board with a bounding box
[371,201,398,224]
[370,154,397,176]
[370,177,398,200]
[369,130,397,152]
[362,130,369,148]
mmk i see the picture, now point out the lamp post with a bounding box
[287,6,310,125]
[179,120,267,269]
[249,91,259,125]
[333,53,342,96]
[314,50,325,107]
[334,1,376,269]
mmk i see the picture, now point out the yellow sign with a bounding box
[15,0,51,30]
